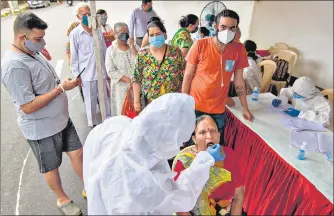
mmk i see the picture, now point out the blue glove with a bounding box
[207,144,226,162]
[272,99,282,107]
[283,108,300,117]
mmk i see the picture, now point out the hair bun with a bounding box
[179,16,187,28]
[148,16,161,25]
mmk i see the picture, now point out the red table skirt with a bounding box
[224,109,333,215]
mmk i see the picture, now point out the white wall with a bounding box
[249,1,333,89]
[95,1,254,42]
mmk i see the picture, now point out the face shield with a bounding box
[292,76,320,99]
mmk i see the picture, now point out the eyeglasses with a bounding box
[219,25,238,32]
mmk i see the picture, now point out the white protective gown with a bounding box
[278,76,332,127]
[83,93,215,215]
[243,57,263,94]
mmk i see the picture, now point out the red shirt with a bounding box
[186,37,249,114]
[174,147,244,201]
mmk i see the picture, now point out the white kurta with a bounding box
[105,43,139,116]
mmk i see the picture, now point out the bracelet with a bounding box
[58,84,65,94]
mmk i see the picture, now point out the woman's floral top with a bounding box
[132,45,185,103]
[170,28,193,49]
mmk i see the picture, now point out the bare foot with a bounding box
[57,196,71,206]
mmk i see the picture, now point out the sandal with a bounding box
[57,200,82,215]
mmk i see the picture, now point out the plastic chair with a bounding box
[268,42,289,55]
[321,89,333,104]
[258,60,277,93]
[270,49,298,94]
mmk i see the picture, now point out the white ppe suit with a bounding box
[278,76,332,127]
[83,93,215,215]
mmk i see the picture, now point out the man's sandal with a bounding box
[57,200,82,216]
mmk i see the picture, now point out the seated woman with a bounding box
[173,115,245,216]
[243,40,263,95]
[273,76,332,127]
[132,18,185,113]
[170,14,199,57]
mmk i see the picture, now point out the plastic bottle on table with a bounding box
[297,142,307,160]
[252,87,259,101]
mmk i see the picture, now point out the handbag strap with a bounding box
[157,45,168,72]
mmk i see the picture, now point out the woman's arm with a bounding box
[104,27,116,42]
[104,34,115,43]
[141,33,149,48]
[180,48,189,58]
[231,186,244,215]
[132,54,144,112]
[132,82,141,112]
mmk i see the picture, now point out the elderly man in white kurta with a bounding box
[70,3,111,127]
[105,22,140,116]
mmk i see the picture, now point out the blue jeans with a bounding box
[195,110,227,145]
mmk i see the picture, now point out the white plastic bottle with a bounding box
[252,87,259,101]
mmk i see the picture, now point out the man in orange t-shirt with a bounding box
[182,9,253,144]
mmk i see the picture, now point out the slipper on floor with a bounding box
[57,200,82,216]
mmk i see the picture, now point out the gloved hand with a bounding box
[283,108,300,117]
[272,99,282,107]
[207,144,226,162]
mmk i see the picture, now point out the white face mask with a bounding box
[217,29,236,44]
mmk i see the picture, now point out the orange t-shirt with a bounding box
[186,37,248,114]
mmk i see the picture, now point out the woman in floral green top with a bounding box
[132,19,185,113]
[170,14,199,57]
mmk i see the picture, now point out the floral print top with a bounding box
[170,28,193,49]
[132,45,185,103]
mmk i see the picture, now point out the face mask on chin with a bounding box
[217,29,236,44]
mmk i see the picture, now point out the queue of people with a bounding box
[1,1,333,216]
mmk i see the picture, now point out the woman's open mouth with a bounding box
[207,142,214,147]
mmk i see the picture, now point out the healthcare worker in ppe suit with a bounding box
[83,93,225,215]
[272,76,332,127]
